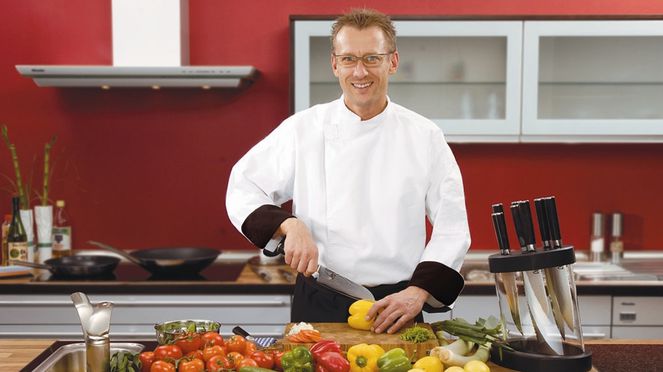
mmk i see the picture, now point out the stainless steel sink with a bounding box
[32,342,144,372]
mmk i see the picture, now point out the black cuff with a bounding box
[241,205,295,248]
[409,261,464,305]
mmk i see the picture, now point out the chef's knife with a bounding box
[513,200,563,355]
[544,197,576,331]
[491,208,523,334]
[535,198,566,339]
[270,236,375,300]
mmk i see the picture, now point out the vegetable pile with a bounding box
[399,326,435,343]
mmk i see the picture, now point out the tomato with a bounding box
[207,355,233,372]
[243,341,257,356]
[154,345,183,363]
[237,357,259,369]
[178,358,204,372]
[139,351,155,372]
[227,351,245,369]
[201,331,225,347]
[175,333,203,354]
[186,350,204,361]
[202,345,226,362]
[270,350,285,371]
[150,360,176,372]
[226,335,247,354]
[250,351,274,369]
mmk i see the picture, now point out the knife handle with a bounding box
[262,236,286,257]
[544,197,563,248]
[491,212,511,255]
[518,200,537,252]
[510,202,527,251]
[492,203,504,214]
[534,198,552,249]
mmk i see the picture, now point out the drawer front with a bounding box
[613,296,663,326]
[581,325,611,340]
[612,326,663,339]
[577,296,612,326]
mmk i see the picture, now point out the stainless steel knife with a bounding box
[512,200,563,355]
[491,204,523,335]
[535,197,567,339]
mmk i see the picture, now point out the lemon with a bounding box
[444,367,464,372]
[463,360,490,372]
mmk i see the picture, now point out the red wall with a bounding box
[2,0,663,253]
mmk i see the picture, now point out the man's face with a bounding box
[331,26,399,119]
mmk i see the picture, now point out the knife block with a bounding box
[488,246,592,372]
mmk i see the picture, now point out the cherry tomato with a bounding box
[150,360,176,372]
[251,350,274,369]
[237,357,259,369]
[202,345,226,362]
[243,341,257,356]
[178,358,204,372]
[139,351,155,372]
[207,355,233,372]
[186,350,204,361]
[175,333,203,354]
[201,331,225,347]
[154,345,183,363]
[271,350,285,371]
[226,335,247,354]
[227,351,245,369]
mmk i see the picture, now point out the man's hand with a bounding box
[278,218,319,276]
[366,286,429,334]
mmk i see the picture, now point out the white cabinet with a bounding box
[522,21,663,142]
[611,296,663,339]
[293,18,663,142]
[293,20,523,142]
[0,294,291,338]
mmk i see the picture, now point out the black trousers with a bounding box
[291,274,424,323]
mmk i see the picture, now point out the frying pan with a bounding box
[9,255,120,278]
[88,240,220,275]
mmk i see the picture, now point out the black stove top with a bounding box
[31,262,246,282]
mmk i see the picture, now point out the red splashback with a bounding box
[1,0,662,253]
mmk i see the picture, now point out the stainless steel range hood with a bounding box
[16,0,257,89]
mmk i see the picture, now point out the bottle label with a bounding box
[8,242,29,261]
[52,226,72,252]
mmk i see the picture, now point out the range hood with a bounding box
[16,0,257,89]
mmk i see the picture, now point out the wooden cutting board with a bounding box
[282,322,439,360]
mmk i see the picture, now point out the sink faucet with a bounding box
[71,292,113,372]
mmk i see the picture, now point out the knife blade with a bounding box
[512,200,563,355]
[491,207,523,334]
[544,197,576,331]
[535,198,566,339]
[314,265,375,301]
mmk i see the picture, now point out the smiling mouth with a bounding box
[351,82,372,89]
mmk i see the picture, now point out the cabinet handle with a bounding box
[621,302,636,306]
[619,312,637,321]
[0,300,289,307]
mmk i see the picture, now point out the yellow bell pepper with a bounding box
[348,300,375,331]
[347,343,385,372]
[412,356,443,372]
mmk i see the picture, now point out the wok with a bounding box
[88,241,220,275]
[10,255,120,278]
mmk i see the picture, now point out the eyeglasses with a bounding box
[333,53,393,68]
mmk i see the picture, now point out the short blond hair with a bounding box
[330,8,397,53]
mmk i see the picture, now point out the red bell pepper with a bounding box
[310,340,343,362]
[315,351,350,372]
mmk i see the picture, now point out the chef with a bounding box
[226,8,470,334]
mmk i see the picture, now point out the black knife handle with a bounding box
[232,326,250,337]
[510,202,526,251]
[491,212,511,255]
[491,203,504,214]
[534,198,552,249]
[544,197,563,248]
[518,200,537,251]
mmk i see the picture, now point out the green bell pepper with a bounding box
[376,348,411,372]
[282,346,314,372]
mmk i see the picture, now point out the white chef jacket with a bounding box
[227,96,470,288]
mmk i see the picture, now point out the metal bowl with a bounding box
[154,319,221,345]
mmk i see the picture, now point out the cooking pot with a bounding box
[88,241,220,275]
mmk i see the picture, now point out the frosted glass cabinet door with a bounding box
[522,21,663,142]
[292,20,523,142]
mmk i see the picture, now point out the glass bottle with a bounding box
[609,213,624,265]
[7,196,28,261]
[590,212,604,262]
[52,200,72,258]
[1,214,11,266]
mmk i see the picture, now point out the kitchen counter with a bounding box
[5,338,663,372]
